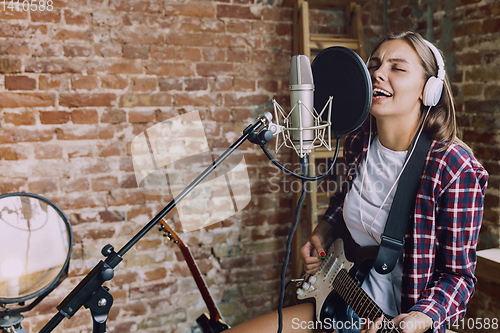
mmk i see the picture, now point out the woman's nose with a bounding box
[372,66,387,82]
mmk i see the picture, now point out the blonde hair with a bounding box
[370,31,472,153]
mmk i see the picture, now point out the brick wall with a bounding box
[0,1,295,332]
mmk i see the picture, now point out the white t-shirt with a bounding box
[343,135,407,318]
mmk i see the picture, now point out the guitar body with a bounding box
[196,313,230,333]
[295,220,378,331]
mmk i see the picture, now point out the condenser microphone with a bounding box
[289,55,315,156]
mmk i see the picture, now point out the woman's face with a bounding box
[367,39,426,121]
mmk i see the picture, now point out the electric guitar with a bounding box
[295,220,403,333]
[158,219,230,333]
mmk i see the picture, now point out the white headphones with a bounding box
[422,40,446,107]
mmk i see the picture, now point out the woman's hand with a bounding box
[300,220,332,275]
[360,316,384,333]
[360,312,433,333]
[392,312,433,333]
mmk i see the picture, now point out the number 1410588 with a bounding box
[447,318,498,331]
[1,0,53,11]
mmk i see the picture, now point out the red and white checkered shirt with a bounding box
[322,122,488,332]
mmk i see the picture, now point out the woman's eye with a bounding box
[392,67,406,72]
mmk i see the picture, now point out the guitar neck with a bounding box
[333,269,402,333]
[179,244,222,323]
[159,219,228,332]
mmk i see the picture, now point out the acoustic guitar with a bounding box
[158,219,230,333]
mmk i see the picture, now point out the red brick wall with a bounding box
[0,1,294,332]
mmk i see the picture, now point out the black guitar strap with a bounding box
[373,132,433,274]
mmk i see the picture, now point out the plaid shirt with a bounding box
[322,122,488,332]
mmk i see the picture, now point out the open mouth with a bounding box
[373,88,393,98]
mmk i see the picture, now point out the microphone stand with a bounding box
[39,115,272,333]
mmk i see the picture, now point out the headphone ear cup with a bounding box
[423,76,444,107]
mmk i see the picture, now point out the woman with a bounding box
[228,31,488,333]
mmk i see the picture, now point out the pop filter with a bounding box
[312,46,372,135]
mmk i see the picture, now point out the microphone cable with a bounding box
[267,140,341,333]
[259,137,341,181]
[256,132,343,333]
[277,162,307,333]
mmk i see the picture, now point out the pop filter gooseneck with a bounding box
[312,46,372,135]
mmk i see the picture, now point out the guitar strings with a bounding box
[333,269,403,332]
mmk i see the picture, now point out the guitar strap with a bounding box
[373,132,433,274]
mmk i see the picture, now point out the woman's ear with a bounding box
[419,78,426,102]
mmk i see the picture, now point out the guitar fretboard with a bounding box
[332,269,402,333]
